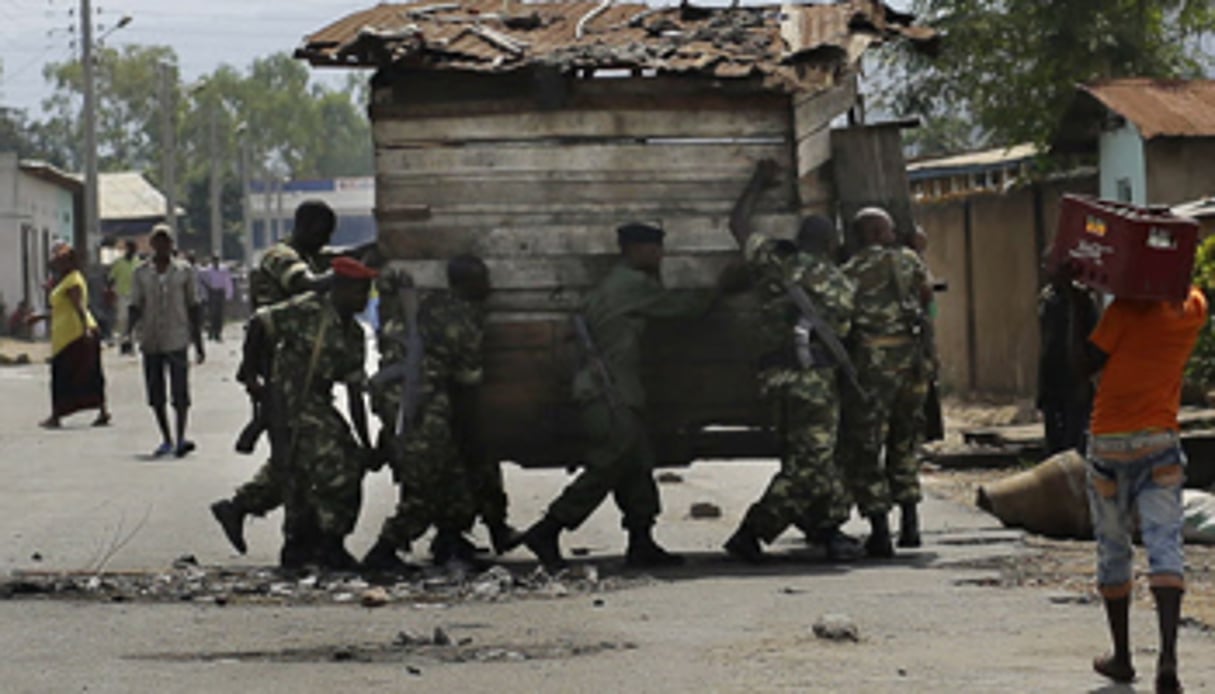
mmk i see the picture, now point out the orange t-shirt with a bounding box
[1089,287,1208,435]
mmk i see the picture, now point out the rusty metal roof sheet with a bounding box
[296,0,933,93]
[1082,79,1215,139]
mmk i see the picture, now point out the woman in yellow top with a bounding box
[27,245,111,428]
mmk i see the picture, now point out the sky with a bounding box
[0,0,370,113]
[0,0,918,116]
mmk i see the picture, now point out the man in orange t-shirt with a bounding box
[1084,285,1207,693]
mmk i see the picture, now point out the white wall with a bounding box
[1098,121,1147,205]
[0,154,76,324]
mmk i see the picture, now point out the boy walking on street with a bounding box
[1084,284,1206,694]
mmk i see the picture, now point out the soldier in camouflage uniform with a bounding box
[721,161,861,562]
[362,255,506,572]
[522,223,718,573]
[210,201,338,556]
[837,208,933,558]
[237,257,375,570]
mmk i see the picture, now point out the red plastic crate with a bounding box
[1049,195,1199,301]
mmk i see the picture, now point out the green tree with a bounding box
[40,45,179,172]
[886,0,1215,148]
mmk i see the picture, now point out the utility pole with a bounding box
[262,170,274,248]
[208,103,222,258]
[80,0,98,264]
[158,62,177,233]
[238,134,253,265]
[275,177,285,243]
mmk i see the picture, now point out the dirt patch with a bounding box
[130,636,637,665]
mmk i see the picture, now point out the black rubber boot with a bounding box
[279,537,315,572]
[488,521,524,556]
[898,502,922,548]
[820,526,864,562]
[522,516,568,573]
[626,527,685,569]
[723,524,766,564]
[865,513,895,559]
[210,498,248,555]
[318,536,360,573]
[361,538,411,575]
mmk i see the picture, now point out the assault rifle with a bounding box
[782,279,869,401]
[370,284,425,444]
[572,314,623,413]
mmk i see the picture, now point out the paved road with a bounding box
[1,334,1212,692]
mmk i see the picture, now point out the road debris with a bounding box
[656,472,684,484]
[812,614,859,642]
[689,502,722,519]
[0,560,651,607]
[361,587,391,608]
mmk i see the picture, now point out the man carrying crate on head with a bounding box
[1056,197,1208,694]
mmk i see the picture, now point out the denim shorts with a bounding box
[1086,439,1186,595]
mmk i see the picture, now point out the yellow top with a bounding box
[50,270,98,355]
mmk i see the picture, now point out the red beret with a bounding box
[331,256,378,280]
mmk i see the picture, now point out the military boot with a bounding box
[819,526,864,562]
[488,521,524,556]
[898,502,922,548]
[361,538,411,575]
[318,536,360,573]
[865,513,895,559]
[626,527,685,569]
[279,538,315,572]
[723,524,766,564]
[210,498,248,555]
[522,516,568,573]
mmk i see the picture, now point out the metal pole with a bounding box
[275,177,285,244]
[262,170,274,247]
[239,138,253,265]
[80,0,98,264]
[208,103,222,258]
[158,62,178,233]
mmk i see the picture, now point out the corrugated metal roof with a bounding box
[296,0,933,93]
[907,143,1039,175]
[99,172,174,221]
[1082,79,1215,139]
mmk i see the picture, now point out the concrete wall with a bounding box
[1099,122,1146,205]
[0,154,76,321]
[1146,138,1215,207]
[916,175,1099,398]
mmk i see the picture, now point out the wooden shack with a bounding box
[296,0,932,467]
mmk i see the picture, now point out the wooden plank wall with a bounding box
[371,71,851,465]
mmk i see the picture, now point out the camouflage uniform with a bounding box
[740,234,855,542]
[256,292,368,540]
[546,263,712,531]
[372,289,486,549]
[838,245,930,516]
[233,242,327,516]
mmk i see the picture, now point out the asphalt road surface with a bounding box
[1,330,1212,693]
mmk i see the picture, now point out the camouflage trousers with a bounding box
[232,458,283,517]
[377,391,479,549]
[547,400,660,531]
[744,368,851,543]
[282,403,367,539]
[838,341,929,517]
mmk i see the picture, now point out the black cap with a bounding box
[617,222,665,246]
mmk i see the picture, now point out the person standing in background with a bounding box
[199,255,234,341]
[110,240,140,354]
